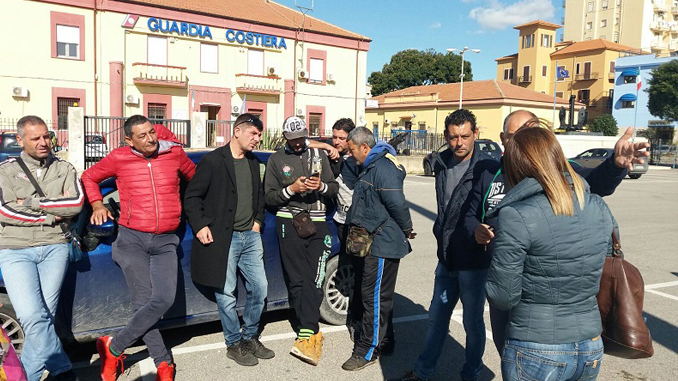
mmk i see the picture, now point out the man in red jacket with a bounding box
[81,115,195,381]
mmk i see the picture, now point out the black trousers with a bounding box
[277,218,331,333]
[489,304,509,355]
[353,255,400,360]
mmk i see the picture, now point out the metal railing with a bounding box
[575,72,600,80]
[381,130,446,156]
[235,74,282,94]
[0,118,68,150]
[205,120,232,147]
[132,63,187,87]
[519,75,533,83]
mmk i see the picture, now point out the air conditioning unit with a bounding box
[125,94,139,105]
[267,66,276,76]
[384,119,390,124]
[12,87,28,98]
[327,73,335,82]
[297,69,307,80]
[296,108,304,117]
[232,105,239,114]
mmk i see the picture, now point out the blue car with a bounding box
[0,150,353,354]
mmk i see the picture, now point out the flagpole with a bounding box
[553,60,558,129]
[632,66,640,143]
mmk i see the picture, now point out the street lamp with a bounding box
[447,47,481,110]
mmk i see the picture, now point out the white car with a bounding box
[85,134,109,161]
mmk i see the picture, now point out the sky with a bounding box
[276,0,566,82]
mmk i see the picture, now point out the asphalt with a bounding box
[64,167,678,381]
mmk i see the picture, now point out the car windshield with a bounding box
[479,142,499,151]
[86,135,104,144]
[1,135,21,150]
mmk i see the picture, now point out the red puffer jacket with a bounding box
[81,141,196,234]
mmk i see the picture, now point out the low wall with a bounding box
[396,155,427,175]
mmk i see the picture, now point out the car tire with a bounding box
[423,161,433,177]
[320,255,354,326]
[0,303,24,356]
[629,174,642,179]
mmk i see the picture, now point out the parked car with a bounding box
[0,133,22,162]
[422,139,502,176]
[85,133,109,161]
[0,150,351,354]
[569,148,649,179]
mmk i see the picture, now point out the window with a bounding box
[613,32,619,42]
[609,61,615,72]
[200,43,218,73]
[586,22,593,30]
[147,36,167,66]
[556,91,564,98]
[309,58,324,83]
[588,1,594,12]
[622,100,635,108]
[576,62,581,75]
[602,0,609,9]
[523,34,535,48]
[247,49,264,76]
[56,25,79,59]
[57,97,79,129]
[418,122,426,130]
[624,75,637,84]
[308,113,322,136]
[503,68,514,80]
[601,19,607,28]
[541,34,553,47]
[521,66,531,82]
[542,65,548,77]
[578,89,591,104]
[148,103,167,119]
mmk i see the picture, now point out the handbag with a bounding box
[292,210,317,239]
[16,157,84,262]
[346,226,376,258]
[596,230,654,359]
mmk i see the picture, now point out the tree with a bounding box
[647,59,678,122]
[589,114,618,136]
[368,49,472,96]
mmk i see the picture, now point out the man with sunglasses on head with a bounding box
[184,114,274,367]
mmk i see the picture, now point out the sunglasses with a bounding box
[234,118,263,129]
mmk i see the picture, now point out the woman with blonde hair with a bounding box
[485,126,615,381]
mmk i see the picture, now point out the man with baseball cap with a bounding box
[263,116,338,365]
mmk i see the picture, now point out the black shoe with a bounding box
[227,340,259,366]
[244,336,275,359]
[45,370,79,381]
[380,339,395,356]
[341,354,378,371]
[387,370,426,381]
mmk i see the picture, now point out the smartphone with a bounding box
[309,171,320,178]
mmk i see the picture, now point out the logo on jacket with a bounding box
[282,164,293,177]
[324,235,332,248]
[486,181,506,210]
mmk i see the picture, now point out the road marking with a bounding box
[645,281,678,290]
[646,290,678,301]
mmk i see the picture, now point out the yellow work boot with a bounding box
[290,338,319,366]
[310,332,324,362]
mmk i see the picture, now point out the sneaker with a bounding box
[96,336,125,381]
[380,339,395,356]
[244,336,275,359]
[311,332,324,361]
[155,362,175,381]
[227,341,259,366]
[45,370,79,381]
[387,371,427,381]
[290,338,319,366]
[341,354,378,371]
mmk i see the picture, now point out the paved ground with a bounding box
[67,167,678,381]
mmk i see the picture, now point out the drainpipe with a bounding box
[93,0,98,115]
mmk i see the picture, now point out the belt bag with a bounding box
[346,226,377,258]
[292,210,317,239]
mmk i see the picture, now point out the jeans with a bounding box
[414,263,488,381]
[0,244,71,381]
[501,337,604,381]
[215,230,268,346]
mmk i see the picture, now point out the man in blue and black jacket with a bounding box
[462,109,651,355]
[341,127,415,372]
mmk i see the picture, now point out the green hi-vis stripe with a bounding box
[298,329,314,339]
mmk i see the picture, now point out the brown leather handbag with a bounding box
[596,231,654,359]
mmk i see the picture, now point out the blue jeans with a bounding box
[414,263,488,381]
[0,244,71,381]
[215,230,268,346]
[501,337,604,381]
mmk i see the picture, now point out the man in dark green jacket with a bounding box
[341,127,415,371]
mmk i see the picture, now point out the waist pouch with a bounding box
[346,226,377,258]
[292,210,317,239]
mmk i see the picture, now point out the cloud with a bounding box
[429,22,442,29]
[469,0,556,30]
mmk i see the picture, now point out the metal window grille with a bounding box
[308,114,321,136]
[57,97,79,130]
[148,103,167,119]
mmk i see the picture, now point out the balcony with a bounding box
[235,74,282,96]
[651,40,666,50]
[132,63,187,88]
[670,24,678,33]
[578,99,590,106]
[575,72,600,80]
[518,75,533,83]
[650,20,671,32]
[608,72,615,81]
[654,2,670,12]
[673,6,678,14]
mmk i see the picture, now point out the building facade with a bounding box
[364,80,582,144]
[563,0,678,56]
[496,20,639,121]
[1,0,370,141]
[612,54,678,143]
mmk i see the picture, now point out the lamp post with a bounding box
[447,47,481,110]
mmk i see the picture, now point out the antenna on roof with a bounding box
[295,0,314,13]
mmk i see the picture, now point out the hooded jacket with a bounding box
[347,142,413,259]
[485,174,615,344]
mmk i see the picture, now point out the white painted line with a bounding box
[645,281,678,290]
[646,289,678,301]
[138,358,156,381]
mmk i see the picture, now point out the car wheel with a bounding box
[629,174,642,179]
[320,255,354,325]
[0,304,24,356]
[423,161,433,176]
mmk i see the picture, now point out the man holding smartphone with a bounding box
[264,116,338,365]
